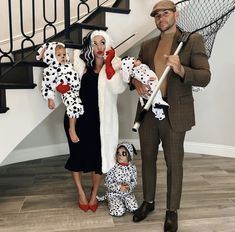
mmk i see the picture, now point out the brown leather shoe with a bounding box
[133,201,155,222]
[164,210,178,232]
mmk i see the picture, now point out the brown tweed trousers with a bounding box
[136,28,211,210]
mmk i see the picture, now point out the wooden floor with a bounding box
[1,152,235,232]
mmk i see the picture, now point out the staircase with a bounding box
[0,0,130,112]
[0,0,158,165]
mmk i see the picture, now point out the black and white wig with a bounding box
[80,30,114,68]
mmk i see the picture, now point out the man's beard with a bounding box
[157,21,175,32]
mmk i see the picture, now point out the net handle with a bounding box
[132,32,191,132]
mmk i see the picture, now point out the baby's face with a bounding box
[55,47,66,64]
[134,59,142,67]
[116,147,129,164]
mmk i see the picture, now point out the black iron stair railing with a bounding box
[0,90,9,113]
[0,0,130,113]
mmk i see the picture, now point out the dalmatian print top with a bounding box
[41,42,81,100]
[120,56,169,120]
[105,163,137,195]
[40,42,84,118]
[42,62,81,100]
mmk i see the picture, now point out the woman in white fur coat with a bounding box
[64,30,127,212]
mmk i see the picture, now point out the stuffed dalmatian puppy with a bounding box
[120,56,169,120]
[104,141,138,216]
[36,42,84,118]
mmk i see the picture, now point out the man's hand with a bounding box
[164,54,185,78]
[132,78,150,97]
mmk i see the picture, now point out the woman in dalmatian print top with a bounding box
[104,141,138,216]
[36,42,84,143]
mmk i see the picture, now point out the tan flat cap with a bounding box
[150,0,176,17]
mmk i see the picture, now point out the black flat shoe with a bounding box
[164,210,178,232]
[133,201,155,222]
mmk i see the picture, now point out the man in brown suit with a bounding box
[131,1,211,231]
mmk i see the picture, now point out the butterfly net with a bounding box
[176,0,235,57]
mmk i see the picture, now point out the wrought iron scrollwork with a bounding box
[43,0,57,42]
[0,0,14,65]
[20,0,36,58]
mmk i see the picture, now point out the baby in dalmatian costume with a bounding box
[36,42,84,143]
[104,141,138,216]
[120,56,169,120]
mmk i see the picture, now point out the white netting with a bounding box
[176,0,235,57]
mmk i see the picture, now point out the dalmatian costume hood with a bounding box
[117,141,137,161]
[37,42,84,118]
[36,42,69,66]
[103,141,138,216]
[121,56,169,120]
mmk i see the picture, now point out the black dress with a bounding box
[64,68,102,174]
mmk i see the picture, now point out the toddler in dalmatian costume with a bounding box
[36,42,84,143]
[104,141,138,216]
[120,56,169,120]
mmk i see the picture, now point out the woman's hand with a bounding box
[105,47,115,80]
[105,47,115,63]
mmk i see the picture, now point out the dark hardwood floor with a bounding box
[0,152,235,231]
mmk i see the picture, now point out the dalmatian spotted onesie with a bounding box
[120,56,169,120]
[104,141,138,216]
[37,42,84,118]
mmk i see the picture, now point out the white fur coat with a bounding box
[73,50,127,173]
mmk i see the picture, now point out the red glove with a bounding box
[105,47,115,80]
[56,81,70,94]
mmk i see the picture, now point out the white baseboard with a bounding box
[183,141,235,158]
[1,143,69,166]
[124,139,235,158]
[1,140,235,166]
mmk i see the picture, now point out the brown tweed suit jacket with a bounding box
[138,29,211,132]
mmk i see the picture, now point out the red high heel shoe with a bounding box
[89,187,98,212]
[78,203,89,212]
[89,203,98,212]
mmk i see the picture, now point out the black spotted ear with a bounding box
[132,144,137,155]
[121,56,128,60]
[36,43,48,60]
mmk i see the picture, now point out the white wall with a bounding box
[0,67,63,165]
[187,12,235,146]
[2,1,235,166]
[185,11,235,156]
[0,0,110,54]
[106,0,157,56]
[0,0,157,165]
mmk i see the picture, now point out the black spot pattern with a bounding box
[105,163,138,216]
[41,42,83,118]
